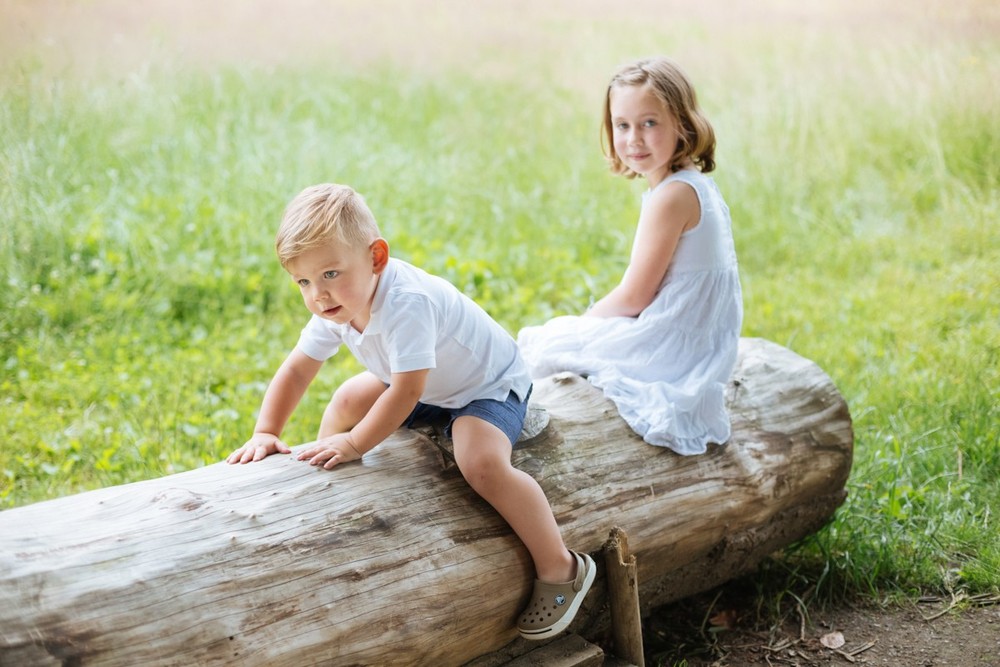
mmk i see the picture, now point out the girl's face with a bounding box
[285,239,386,333]
[609,83,680,188]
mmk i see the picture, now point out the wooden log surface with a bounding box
[0,338,853,666]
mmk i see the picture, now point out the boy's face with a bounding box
[285,238,388,333]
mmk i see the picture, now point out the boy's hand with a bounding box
[296,434,363,470]
[227,433,292,464]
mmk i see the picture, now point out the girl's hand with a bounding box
[296,434,364,470]
[227,433,292,464]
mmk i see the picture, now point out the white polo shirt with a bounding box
[296,258,531,409]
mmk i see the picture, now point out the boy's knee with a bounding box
[453,416,515,493]
[458,453,509,493]
[330,374,384,414]
[326,387,354,415]
[320,374,385,436]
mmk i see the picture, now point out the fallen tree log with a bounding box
[0,338,852,666]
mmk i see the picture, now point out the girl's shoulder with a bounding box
[640,172,702,233]
[643,168,707,201]
[644,169,707,205]
[648,168,722,208]
[660,167,711,189]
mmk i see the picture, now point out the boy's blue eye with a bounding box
[297,279,310,287]
[323,270,338,279]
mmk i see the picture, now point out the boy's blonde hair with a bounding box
[601,56,716,177]
[275,184,381,267]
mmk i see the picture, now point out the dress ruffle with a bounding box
[517,170,742,455]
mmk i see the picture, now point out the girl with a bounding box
[518,57,743,455]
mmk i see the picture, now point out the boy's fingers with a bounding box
[297,447,349,468]
[304,451,334,468]
[227,442,291,464]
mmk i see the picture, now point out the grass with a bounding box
[1,0,998,617]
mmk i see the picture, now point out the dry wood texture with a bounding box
[0,338,852,666]
[603,528,644,667]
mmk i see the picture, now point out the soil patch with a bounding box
[642,584,1000,667]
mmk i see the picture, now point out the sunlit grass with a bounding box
[1,2,997,605]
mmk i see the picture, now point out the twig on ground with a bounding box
[832,648,856,664]
[919,590,1000,621]
[832,639,877,663]
[764,640,792,653]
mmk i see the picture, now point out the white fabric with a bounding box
[297,258,531,409]
[517,169,743,454]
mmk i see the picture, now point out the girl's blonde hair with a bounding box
[601,57,716,177]
[275,184,381,267]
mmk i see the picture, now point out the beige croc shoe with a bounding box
[517,551,596,640]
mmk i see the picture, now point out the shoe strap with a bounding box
[571,551,586,591]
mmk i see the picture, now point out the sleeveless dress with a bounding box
[517,169,743,455]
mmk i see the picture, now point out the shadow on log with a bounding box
[0,338,852,666]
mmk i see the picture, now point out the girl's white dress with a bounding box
[517,169,743,455]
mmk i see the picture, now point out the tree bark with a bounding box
[0,338,852,667]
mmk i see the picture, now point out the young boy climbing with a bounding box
[226,183,595,640]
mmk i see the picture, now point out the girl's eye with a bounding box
[323,270,338,279]
[615,122,628,131]
[644,119,657,127]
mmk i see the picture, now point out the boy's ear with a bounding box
[370,238,390,274]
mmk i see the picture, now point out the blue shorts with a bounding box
[403,387,531,446]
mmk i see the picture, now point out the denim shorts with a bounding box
[403,387,531,446]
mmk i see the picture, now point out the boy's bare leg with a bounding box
[318,371,387,438]
[452,415,576,584]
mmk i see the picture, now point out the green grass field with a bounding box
[2,0,998,606]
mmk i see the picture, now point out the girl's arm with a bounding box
[586,181,700,318]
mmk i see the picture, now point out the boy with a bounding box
[227,184,594,640]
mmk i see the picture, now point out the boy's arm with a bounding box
[297,368,428,469]
[228,349,324,463]
[253,348,324,437]
[350,368,428,454]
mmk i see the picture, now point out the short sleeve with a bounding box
[296,315,343,361]
[383,294,438,373]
